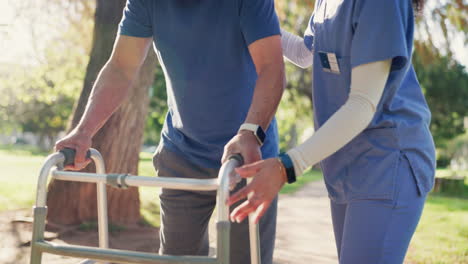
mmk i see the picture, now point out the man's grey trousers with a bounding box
[153,145,277,264]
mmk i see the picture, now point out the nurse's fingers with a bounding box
[230,197,260,223]
[235,161,263,178]
[227,184,253,206]
[251,202,270,224]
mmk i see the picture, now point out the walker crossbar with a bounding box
[34,241,218,264]
[29,148,260,264]
[50,170,219,191]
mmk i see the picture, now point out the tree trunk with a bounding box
[46,0,157,225]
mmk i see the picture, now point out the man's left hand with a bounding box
[222,130,262,165]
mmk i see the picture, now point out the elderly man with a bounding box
[55,0,285,263]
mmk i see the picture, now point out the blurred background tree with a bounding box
[44,0,158,226]
[414,42,468,146]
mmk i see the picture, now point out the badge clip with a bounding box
[318,52,341,74]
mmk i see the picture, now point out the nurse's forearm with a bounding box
[281,29,313,69]
[287,59,391,176]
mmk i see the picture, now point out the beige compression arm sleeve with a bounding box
[287,59,392,176]
[281,29,313,69]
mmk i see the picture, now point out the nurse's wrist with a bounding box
[286,149,305,178]
[274,157,288,185]
[278,152,297,184]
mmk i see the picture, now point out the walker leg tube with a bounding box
[248,218,261,264]
[216,221,230,264]
[96,183,109,249]
[30,206,48,264]
[91,150,109,250]
[247,178,261,264]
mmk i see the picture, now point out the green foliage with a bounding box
[143,65,168,145]
[276,2,315,151]
[277,88,314,152]
[0,1,93,150]
[418,0,468,56]
[0,48,86,149]
[138,152,161,227]
[437,131,468,168]
[413,48,468,147]
[276,0,315,101]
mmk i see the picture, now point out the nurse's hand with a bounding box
[222,131,262,165]
[227,158,287,224]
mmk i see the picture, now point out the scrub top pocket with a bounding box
[322,127,403,203]
[345,127,401,201]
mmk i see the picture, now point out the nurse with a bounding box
[227,0,436,263]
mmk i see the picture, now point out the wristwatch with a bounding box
[278,153,297,184]
[238,123,266,146]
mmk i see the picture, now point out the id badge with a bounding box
[318,52,341,74]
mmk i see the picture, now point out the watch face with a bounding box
[256,126,266,144]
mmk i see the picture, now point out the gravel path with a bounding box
[273,180,338,264]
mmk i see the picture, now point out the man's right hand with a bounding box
[54,129,93,171]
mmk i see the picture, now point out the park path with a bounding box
[273,180,338,264]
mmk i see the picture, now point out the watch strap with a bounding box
[238,123,265,146]
[278,153,296,184]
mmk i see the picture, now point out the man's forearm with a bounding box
[75,61,135,137]
[244,64,285,130]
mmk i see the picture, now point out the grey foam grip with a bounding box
[60,148,91,167]
[229,153,244,166]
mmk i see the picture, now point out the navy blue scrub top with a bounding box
[304,0,436,203]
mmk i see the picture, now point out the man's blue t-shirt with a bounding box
[119,0,281,168]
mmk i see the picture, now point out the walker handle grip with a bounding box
[228,153,244,166]
[59,148,91,167]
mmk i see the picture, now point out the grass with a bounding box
[78,221,128,234]
[0,145,47,211]
[138,151,161,227]
[1,145,467,262]
[280,169,322,194]
[406,195,468,264]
